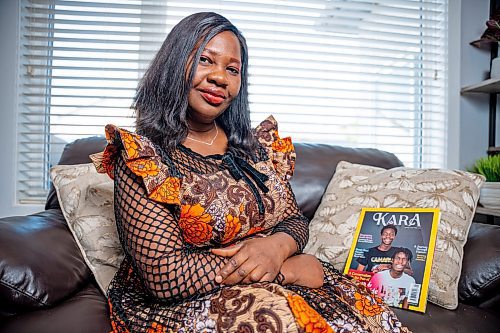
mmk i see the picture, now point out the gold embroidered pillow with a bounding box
[303,161,484,310]
[50,163,123,295]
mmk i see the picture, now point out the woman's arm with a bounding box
[271,182,310,253]
[114,156,226,301]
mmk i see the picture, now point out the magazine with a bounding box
[343,207,440,313]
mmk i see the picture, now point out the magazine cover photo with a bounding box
[344,207,440,313]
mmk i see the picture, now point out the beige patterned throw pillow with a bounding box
[304,161,485,310]
[50,163,123,295]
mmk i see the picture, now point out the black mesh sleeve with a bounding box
[113,156,225,302]
[271,182,310,253]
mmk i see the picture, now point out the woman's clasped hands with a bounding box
[211,232,324,288]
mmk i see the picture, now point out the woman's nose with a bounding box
[207,67,228,87]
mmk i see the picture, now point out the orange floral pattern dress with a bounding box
[92,116,410,333]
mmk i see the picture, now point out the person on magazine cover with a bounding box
[356,225,397,272]
[368,248,416,309]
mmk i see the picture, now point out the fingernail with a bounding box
[215,275,222,284]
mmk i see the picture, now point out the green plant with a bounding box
[470,154,500,182]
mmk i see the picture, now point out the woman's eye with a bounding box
[227,67,240,75]
[199,56,211,64]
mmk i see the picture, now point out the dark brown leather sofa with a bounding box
[1,137,500,333]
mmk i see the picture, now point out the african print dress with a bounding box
[91,116,411,333]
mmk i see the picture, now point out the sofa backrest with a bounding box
[291,143,403,220]
[45,137,404,219]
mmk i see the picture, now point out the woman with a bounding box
[92,12,410,333]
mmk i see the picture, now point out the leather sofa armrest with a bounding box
[458,222,500,309]
[0,209,92,316]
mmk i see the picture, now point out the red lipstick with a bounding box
[201,92,224,105]
[199,88,226,105]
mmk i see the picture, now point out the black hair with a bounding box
[381,224,398,236]
[392,247,413,262]
[133,12,258,158]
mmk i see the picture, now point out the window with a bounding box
[18,0,448,204]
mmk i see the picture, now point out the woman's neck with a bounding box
[186,113,217,132]
[188,121,216,133]
[186,122,219,145]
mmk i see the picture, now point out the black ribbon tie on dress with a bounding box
[222,153,269,215]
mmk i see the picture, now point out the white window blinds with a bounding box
[17,0,448,204]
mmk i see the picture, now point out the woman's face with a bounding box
[187,31,242,123]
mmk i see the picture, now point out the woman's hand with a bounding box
[280,254,324,288]
[211,232,297,285]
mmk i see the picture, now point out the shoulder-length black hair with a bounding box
[133,12,258,158]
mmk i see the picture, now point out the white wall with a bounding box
[453,0,492,170]
[0,0,494,217]
[0,0,44,217]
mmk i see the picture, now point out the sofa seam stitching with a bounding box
[0,278,48,306]
[468,271,500,299]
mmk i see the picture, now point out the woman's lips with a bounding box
[200,91,225,105]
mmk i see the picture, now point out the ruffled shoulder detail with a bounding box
[254,115,296,181]
[89,125,181,206]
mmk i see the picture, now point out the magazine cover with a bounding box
[343,207,440,313]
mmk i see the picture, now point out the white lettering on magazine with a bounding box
[373,213,421,227]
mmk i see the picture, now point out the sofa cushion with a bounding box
[304,161,484,310]
[0,210,91,315]
[459,222,500,307]
[392,302,500,333]
[46,136,107,211]
[50,163,123,295]
[0,282,111,333]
